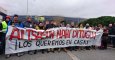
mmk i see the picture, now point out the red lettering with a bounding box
[26,29,32,40]
[10,28,20,40]
[49,30,54,39]
[62,30,66,38]
[57,30,62,38]
[65,30,71,38]
[20,30,24,40]
[37,31,43,40]
[32,30,37,40]
[72,30,78,38]
[79,30,85,38]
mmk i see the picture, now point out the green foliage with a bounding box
[80,16,115,26]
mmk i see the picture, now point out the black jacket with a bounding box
[23,21,34,28]
[45,24,53,30]
[111,25,115,35]
[0,23,2,36]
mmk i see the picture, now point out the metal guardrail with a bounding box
[108,35,115,37]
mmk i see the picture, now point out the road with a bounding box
[0,47,115,60]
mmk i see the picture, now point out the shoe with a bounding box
[42,51,44,54]
[47,51,49,53]
[0,52,3,55]
[52,51,55,53]
[86,48,90,50]
[74,49,77,51]
[28,51,34,55]
[113,46,115,48]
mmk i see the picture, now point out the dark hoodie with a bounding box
[111,24,115,35]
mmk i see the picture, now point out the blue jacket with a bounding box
[6,21,24,33]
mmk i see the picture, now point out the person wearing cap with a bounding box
[5,16,12,26]
[0,17,8,55]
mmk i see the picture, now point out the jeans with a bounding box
[0,33,6,54]
[112,37,115,47]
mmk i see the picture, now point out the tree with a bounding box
[80,16,115,26]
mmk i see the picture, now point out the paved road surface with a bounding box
[0,48,115,60]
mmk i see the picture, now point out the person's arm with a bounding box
[20,22,24,28]
[10,21,15,27]
[8,20,12,26]
[22,21,26,28]
[0,23,2,32]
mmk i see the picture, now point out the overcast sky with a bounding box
[0,0,115,18]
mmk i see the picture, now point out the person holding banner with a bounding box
[69,22,77,51]
[23,16,34,28]
[23,16,36,55]
[10,15,24,57]
[78,23,86,50]
[38,22,47,54]
[11,15,24,28]
[66,24,73,51]
[84,23,91,50]
[45,21,55,53]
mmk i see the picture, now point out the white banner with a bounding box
[5,26,103,54]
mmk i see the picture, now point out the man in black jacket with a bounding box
[111,23,115,48]
[108,24,113,45]
[0,21,2,55]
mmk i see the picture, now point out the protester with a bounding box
[57,21,67,52]
[45,20,54,30]
[4,16,12,33]
[66,24,71,28]
[111,23,115,48]
[75,23,79,28]
[0,19,3,55]
[101,26,108,49]
[9,15,24,56]
[39,22,44,29]
[5,16,12,26]
[23,16,36,55]
[70,22,77,51]
[11,15,24,28]
[38,22,47,54]
[78,23,85,50]
[71,22,75,28]
[44,20,55,53]
[79,23,84,29]
[84,23,91,50]
[0,17,8,55]
[60,21,65,27]
[34,22,40,30]
[23,16,34,28]
[108,24,113,45]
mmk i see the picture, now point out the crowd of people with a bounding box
[0,14,115,57]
